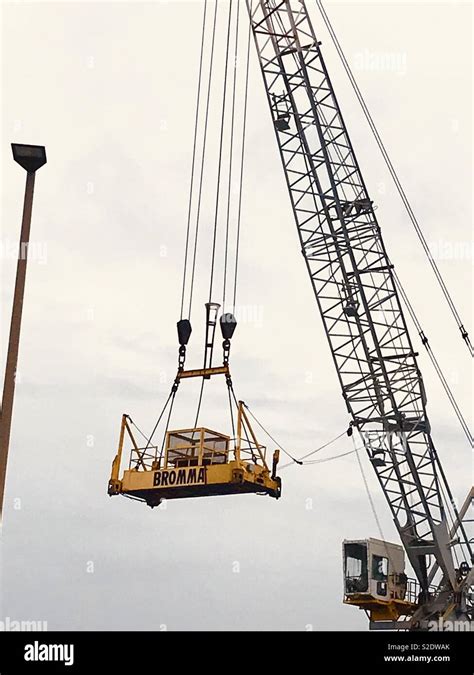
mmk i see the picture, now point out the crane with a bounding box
[108,0,472,631]
[245,0,472,630]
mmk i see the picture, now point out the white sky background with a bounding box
[0,0,472,631]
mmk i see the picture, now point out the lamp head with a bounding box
[11,144,47,173]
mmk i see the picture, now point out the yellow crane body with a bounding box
[344,594,418,622]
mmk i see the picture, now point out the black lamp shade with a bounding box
[11,143,47,172]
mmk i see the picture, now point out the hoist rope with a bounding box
[222,0,241,312]
[316,0,472,356]
[271,8,406,421]
[232,17,252,311]
[181,0,249,322]
[320,97,473,447]
[317,60,472,448]
[393,271,473,446]
[187,0,220,320]
[180,0,208,320]
[352,432,398,573]
[184,0,248,430]
[208,0,234,304]
[295,1,472,446]
[353,433,386,541]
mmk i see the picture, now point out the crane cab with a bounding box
[343,538,418,622]
[108,403,281,507]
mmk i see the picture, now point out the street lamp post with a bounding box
[0,144,47,522]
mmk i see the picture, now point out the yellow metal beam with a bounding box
[110,414,127,482]
[239,403,270,471]
[177,366,229,379]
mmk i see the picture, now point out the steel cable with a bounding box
[222,0,241,312]
[316,0,472,355]
[187,0,220,320]
[180,0,209,319]
[232,15,252,311]
[208,0,235,303]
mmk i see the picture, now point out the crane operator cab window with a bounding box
[372,554,388,597]
[344,542,369,593]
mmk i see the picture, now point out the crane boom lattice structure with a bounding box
[247,0,472,625]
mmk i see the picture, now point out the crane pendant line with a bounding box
[246,0,471,614]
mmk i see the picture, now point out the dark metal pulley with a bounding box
[220,313,237,340]
[177,319,192,346]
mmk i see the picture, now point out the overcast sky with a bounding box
[0,0,472,631]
